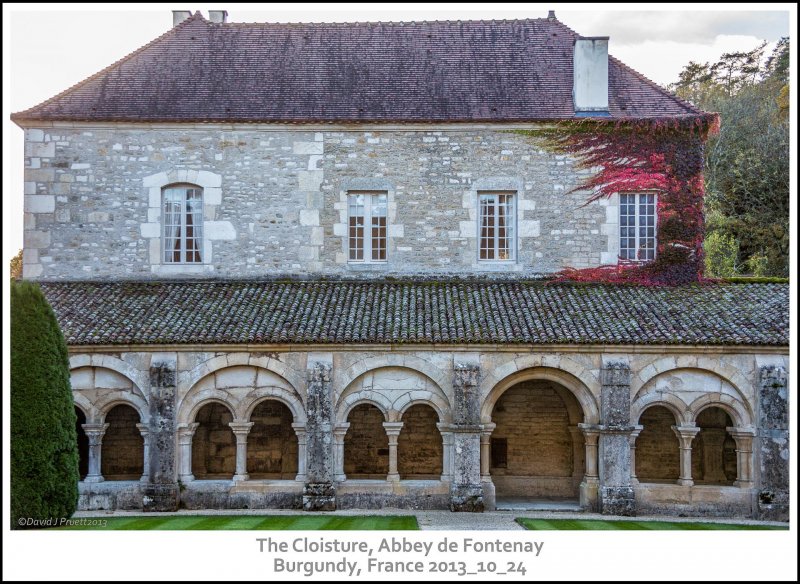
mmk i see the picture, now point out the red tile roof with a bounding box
[12,13,702,124]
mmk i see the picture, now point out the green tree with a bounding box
[11,279,78,529]
[704,231,739,277]
[10,249,22,280]
[672,39,790,277]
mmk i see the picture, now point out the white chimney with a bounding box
[172,10,192,27]
[573,36,609,113]
[209,10,228,24]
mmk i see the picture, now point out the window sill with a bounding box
[151,264,214,276]
[346,262,388,271]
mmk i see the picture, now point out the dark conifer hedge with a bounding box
[11,279,78,529]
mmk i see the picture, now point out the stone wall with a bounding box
[22,126,620,279]
[66,347,787,518]
[635,406,679,481]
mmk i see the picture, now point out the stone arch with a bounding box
[181,354,304,404]
[185,396,237,425]
[631,392,690,426]
[635,405,681,482]
[343,403,389,478]
[72,392,99,423]
[336,365,450,424]
[178,362,300,425]
[192,401,236,479]
[247,399,298,479]
[634,367,753,428]
[481,366,600,425]
[96,393,150,425]
[398,404,443,479]
[634,358,751,404]
[339,355,449,402]
[692,406,738,485]
[69,354,148,401]
[689,394,751,428]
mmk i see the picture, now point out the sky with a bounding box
[1,3,793,267]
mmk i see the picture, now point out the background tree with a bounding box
[11,279,79,529]
[10,249,22,280]
[672,39,790,277]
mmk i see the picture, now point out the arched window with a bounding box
[163,184,203,263]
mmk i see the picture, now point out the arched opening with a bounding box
[490,380,584,500]
[693,407,737,485]
[101,404,143,480]
[344,404,388,479]
[398,404,442,479]
[636,406,680,482]
[247,400,298,479]
[75,407,89,480]
[192,403,235,479]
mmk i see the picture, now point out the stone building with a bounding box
[13,11,789,518]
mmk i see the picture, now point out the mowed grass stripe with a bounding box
[54,515,419,530]
[516,518,788,531]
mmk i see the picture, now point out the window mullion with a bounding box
[364,195,372,263]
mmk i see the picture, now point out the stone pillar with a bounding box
[479,423,496,481]
[82,423,109,483]
[449,358,484,512]
[597,360,636,516]
[292,423,308,482]
[332,423,350,482]
[383,422,403,482]
[437,423,453,482]
[727,427,755,489]
[303,355,336,511]
[229,421,254,482]
[672,425,700,486]
[578,423,600,509]
[628,425,643,484]
[143,356,180,511]
[136,423,151,483]
[756,363,789,521]
[177,422,200,483]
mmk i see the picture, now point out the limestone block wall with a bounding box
[22,125,620,280]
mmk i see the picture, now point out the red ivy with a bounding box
[526,114,720,286]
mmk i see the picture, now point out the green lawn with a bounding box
[516,518,788,530]
[55,515,419,530]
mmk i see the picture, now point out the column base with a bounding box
[734,480,754,489]
[600,486,636,516]
[481,479,496,511]
[387,473,400,483]
[179,474,195,483]
[142,483,180,512]
[232,474,249,482]
[295,474,308,483]
[579,479,599,511]
[84,475,104,483]
[140,475,149,483]
[676,478,694,486]
[449,484,484,512]
[303,482,336,511]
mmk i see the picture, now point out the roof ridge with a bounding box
[223,17,549,26]
[11,12,209,120]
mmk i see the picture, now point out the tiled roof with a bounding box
[39,280,787,346]
[13,14,701,124]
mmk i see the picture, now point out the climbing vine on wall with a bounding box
[516,114,719,285]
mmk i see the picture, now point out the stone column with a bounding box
[479,423,496,481]
[383,422,403,482]
[82,423,109,483]
[437,424,454,482]
[292,423,308,482]
[756,362,789,521]
[727,427,756,489]
[229,421,254,482]
[578,423,600,509]
[449,359,484,512]
[177,422,200,483]
[143,356,180,511]
[332,423,350,482]
[303,355,336,511]
[628,425,643,484]
[672,425,700,486]
[597,360,636,516]
[136,423,151,483]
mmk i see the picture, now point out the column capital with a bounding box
[672,424,700,444]
[726,426,757,439]
[333,422,350,438]
[578,423,601,443]
[382,421,404,436]
[480,422,496,436]
[629,424,644,443]
[229,421,254,435]
[136,422,151,437]
[177,422,200,443]
[436,422,454,434]
[82,423,110,445]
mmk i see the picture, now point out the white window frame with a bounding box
[619,192,658,262]
[477,191,517,262]
[162,184,204,264]
[347,191,388,263]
